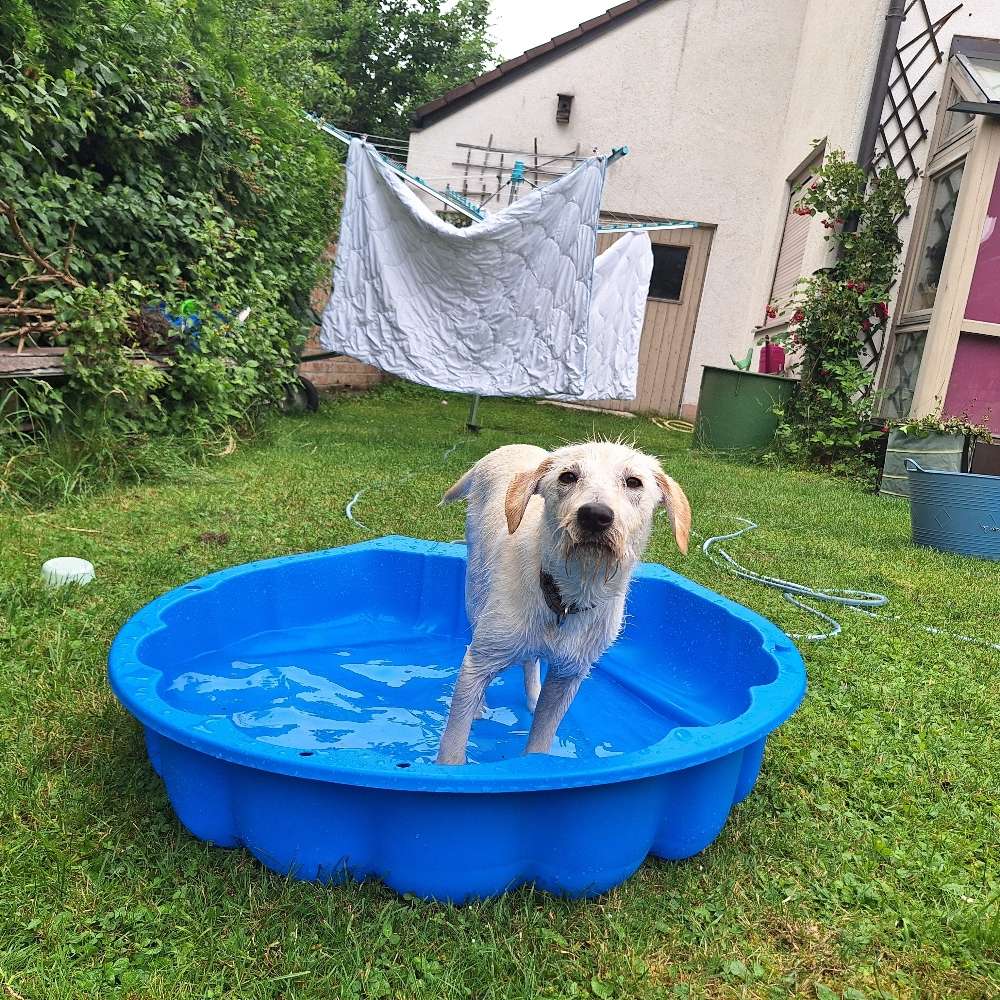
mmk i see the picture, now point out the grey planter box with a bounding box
[879,429,966,499]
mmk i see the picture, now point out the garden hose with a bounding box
[700,517,887,641]
[700,516,1000,651]
[651,417,694,433]
[344,436,475,531]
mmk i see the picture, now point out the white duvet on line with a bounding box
[321,139,651,399]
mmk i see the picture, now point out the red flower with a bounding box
[765,304,778,320]
[791,309,805,324]
[875,302,889,321]
[861,319,872,333]
[809,182,819,191]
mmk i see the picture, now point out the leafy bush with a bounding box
[0,0,341,481]
[0,1,495,502]
[769,150,908,477]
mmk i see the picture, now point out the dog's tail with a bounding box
[440,464,476,506]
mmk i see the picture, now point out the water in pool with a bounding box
[157,618,706,764]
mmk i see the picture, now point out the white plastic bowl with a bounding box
[42,557,95,587]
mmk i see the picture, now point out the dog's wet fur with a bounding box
[436,441,690,765]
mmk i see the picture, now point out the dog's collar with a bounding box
[539,570,593,624]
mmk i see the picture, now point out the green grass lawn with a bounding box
[2,383,997,999]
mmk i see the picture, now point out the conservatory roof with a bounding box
[950,35,1000,120]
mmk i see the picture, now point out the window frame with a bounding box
[896,153,968,325]
[759,144,826,334]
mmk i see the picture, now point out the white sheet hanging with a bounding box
[321,139,649,399]
[574,230,652,400]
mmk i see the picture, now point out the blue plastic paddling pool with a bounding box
[109,536,806,902]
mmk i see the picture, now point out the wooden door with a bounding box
[593,223,713,416]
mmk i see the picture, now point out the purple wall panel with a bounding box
[966,164,1000,324]
[944,333,1000,432]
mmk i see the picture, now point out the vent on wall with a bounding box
[556,93,574,124]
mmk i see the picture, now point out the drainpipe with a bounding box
[856,0,907,172]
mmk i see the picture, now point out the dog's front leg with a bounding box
[523,658,541,713]
[436,647,499,765]
[524,669,584,755]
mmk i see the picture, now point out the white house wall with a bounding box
[408,0,812,413]
[406,0,1000,413]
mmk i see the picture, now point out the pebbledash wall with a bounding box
[405,0,1000,416]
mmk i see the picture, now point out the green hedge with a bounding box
[0,0,341,472]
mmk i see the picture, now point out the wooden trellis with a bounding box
[872,1,963,184]
[861,0,963,379]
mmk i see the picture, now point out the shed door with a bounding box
[593,223,713,416]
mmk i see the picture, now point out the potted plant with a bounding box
[903,418,1000,561]
[879,410,993,499]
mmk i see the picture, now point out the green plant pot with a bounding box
[879,428,966,499]
[692,366,798,452]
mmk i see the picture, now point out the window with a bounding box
[556,93,573,124]
[907,161,965,313]
[942,83,975,140]
[881,331,927,419]
[763,153,822,327]
[647,244,688,301]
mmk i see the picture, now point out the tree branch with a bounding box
[0,199,82,288]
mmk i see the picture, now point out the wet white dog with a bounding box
[436,441,691,765]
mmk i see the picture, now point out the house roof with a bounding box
[410,0,668,129]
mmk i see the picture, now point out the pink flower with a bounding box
[791,309,805,325]
[875,302,889,321]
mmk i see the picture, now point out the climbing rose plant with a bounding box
[769,149,908,476]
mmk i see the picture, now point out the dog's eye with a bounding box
[558,470,578,485]
[625,476,643,489]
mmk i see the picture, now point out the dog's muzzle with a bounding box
[576,502,614,535]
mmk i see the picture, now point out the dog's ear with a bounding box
[441,465,475,506]
[654,469,691,555]
[505,458,552,534]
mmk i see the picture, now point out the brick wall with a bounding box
[298,244,385,392]
[298,329,385,391]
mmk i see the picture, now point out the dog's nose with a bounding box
[577,502,614,533]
